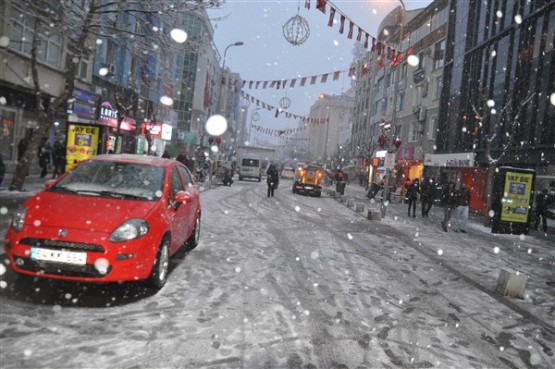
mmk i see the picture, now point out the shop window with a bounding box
[0,109,17,161]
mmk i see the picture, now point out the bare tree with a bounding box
[471,93,535,226]
[7,0,223,191]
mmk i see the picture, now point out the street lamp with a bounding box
[218,41,244,113]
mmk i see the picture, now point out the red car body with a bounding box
[3,154,201,288]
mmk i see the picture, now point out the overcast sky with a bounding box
[208,0,433,139]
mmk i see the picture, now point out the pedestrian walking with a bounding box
[453,183,471,233]
[266,164,279,197]
[18,136,29,162]
[51,141,66,179]
[420,177,435,217]
[441,181,457,232]
[534,189,552,232]
[38,137,51,178]
[176,150,193,171]
[405,178,420,217]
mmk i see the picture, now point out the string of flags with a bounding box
[305,0,407,64]
[242,91,331,123]
[251,119,328,137]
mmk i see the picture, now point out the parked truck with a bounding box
[235,146,276,182]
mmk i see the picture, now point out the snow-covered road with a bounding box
[1,180,553,368]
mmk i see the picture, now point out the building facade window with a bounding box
[433,39,446,70]
[409,121,419,143]
[427,116,437,141]
[434,76,443,100]
[9,7,34,54]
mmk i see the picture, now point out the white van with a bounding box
[238,157,261,181]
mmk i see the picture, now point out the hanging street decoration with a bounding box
[305,0,410,67]
[239,69,347,90]
[283,14,310,46]
[280,96,291,109]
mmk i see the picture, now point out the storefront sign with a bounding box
[97,102,136,132]
[424,153,475,167]
[396,146,415,160]
[500,171,534,223]
[384,152,396,169]
[161,124,172,141]
[66,124,99,171]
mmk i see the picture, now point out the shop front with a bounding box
[395,146,423,184]
[140,122,173,156]
[97,101,137,154]
[424,152,487,213]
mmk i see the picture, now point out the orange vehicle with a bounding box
[292,164,324,197]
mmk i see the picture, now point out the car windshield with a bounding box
[51,161,164,200]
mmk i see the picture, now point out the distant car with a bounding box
[281,166,295,180]
[292,164,324,197]
[3,154,201,289]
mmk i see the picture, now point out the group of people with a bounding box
[403,178,471,233]
[17,136,66,179]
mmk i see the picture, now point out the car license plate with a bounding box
[31,248,87,265]
[305,186,313,190]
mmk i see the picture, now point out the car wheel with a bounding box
[185,214,201,250]
[147,237,170,289]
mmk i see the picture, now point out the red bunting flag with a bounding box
[305,0,311,10]
[333,71,340,81]
[348,22,354,39]
[321,74,328,83]
[328,7,335,27]
[290,79,297,88]
[316,0,326,13]
[301,77,307,86]
[356,28,362,42]
[339,15,345,34]
[310,76,317,85]
[364,33,369,48]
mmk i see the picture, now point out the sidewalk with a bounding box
[324,183,555,334]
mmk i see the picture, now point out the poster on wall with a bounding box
[500,171,534,223]
[65,124,100,171]
[491,167,535,235]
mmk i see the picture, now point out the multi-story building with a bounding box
[306,93,354,167]
[434,0,554,212]
[351,1,448,189]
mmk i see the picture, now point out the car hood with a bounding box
[22,191,160,233]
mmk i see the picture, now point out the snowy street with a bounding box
[1,180,554,368]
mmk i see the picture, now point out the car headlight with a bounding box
[109,219,150,242]
[10,207,28,233]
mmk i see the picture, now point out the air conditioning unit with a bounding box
[419,107,427,121]
[107,64,116,75]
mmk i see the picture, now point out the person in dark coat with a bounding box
[534,189,552,232]
[420,177,435,217]
[441,181,457,232]
[51,141,66,179]
[405,178,420,217]
[453,183,471,233]
[38,137,51,178]
[162,150,171,159]
[266,164,279,197]
[176,150,192,171]
[18,137,29,162]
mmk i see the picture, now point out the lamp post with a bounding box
[381,1,406,217]
[218,41,244,113]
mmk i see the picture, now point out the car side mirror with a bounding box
[175,190,193,204]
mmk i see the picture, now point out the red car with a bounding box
[3,154,201,289]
